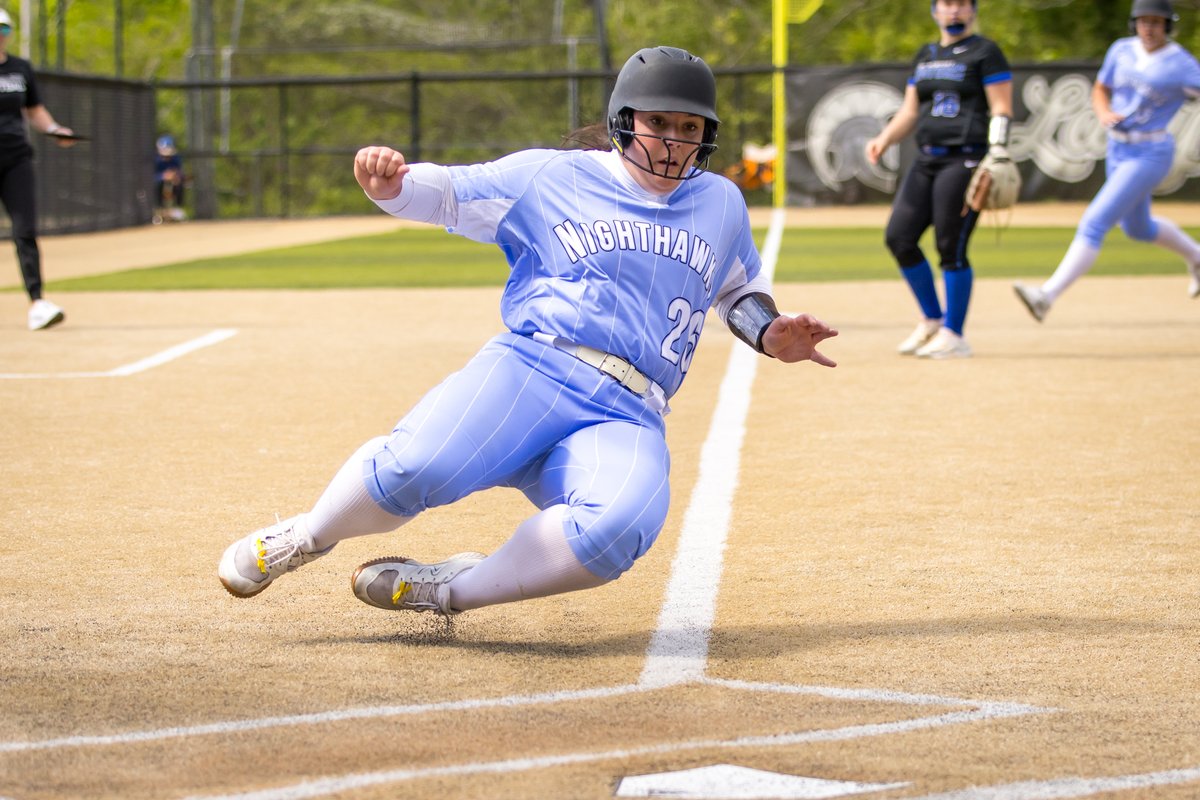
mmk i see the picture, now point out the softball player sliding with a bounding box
[218,46,838,617]
[1015,0,1200,321]
[865,0,1014,359]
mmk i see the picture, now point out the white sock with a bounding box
[447,505,608,612]
[1152,217,1200,268]
[1042,237,1100,303]
[304,436,412,551]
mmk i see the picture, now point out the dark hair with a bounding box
[560,123,612,151]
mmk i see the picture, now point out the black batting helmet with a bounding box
[1129,0,1177,33]
[606,46,720,169]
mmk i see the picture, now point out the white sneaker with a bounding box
[218,516,334,598]
[28,299,65,331]
[897,318,942,355]
[1013,282,1051,322]
[1188,262,1200,299]
[915,328,972,359]
[351,552,487,615]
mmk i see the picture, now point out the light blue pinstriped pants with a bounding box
[362,332,671,580]
[1076,137,1175,248]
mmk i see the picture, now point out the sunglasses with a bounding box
[0,25,11,35]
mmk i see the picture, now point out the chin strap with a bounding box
[726,292,781,356]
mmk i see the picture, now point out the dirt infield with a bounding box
[0,214,1197,799]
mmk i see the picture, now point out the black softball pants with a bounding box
[884,152,980,271]
[0,153,43,301]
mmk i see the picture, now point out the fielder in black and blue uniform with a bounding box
[866,0,1013,359]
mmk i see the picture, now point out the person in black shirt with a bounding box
[0,8,75,330]
[865,0,1014,359]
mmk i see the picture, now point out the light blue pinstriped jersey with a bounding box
[1099,38,1200,133]
[443,148,762,399]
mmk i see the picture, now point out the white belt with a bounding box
[572,343,652,394]
[530,332,665,411]
[1109,129,1168,144]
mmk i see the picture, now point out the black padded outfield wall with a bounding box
[785,62,1200,206]
[0,72,157,236]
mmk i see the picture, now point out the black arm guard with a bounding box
[727,292,781,356]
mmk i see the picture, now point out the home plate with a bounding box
[615,764,907,798]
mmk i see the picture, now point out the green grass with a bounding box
[44,229,510,291]
[774,226,1194,282]
[33,224,1199,292]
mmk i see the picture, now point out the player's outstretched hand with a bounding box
[762,313,839,366]
[354,146,411,201]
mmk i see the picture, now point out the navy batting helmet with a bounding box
[1129,0,1177,33]
[606,46,719,170]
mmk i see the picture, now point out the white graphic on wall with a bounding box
[1014,73,1106,183]
[805,80,904,194]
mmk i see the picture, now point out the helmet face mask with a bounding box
[606,46,719,181]
[610,110,712,181]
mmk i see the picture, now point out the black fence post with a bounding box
[410,72,421,164]
[280,84,289,218]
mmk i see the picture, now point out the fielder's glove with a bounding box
[964,146,1021,213]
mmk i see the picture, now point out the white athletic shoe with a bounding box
[351,552,487,615]
[915,328,972,359]
[28,299,65,331]
[1188,262,1200,299]
[1013,282,1051,322]
[897,318,942,355]
[218,516,334,598]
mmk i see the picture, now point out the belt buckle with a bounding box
[597,353,633,384]
[599,353,650,394]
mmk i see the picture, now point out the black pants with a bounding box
[0,150,42,301]
[885,151,980,271]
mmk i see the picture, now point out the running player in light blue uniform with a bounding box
[218,46,838,618]
[1014,0,1200,321]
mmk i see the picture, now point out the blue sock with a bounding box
[943,267,974,335]
[900,260,942,320]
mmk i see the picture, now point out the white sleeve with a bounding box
[368,163,458,227]
[712,271,773,323]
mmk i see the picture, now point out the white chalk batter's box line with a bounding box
[0,675,1050,756]
[0,674,1054,800]
[0,328,237,379]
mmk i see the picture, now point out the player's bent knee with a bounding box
[885,234,921,264]
[564,495,669,581]
[363,439,483,516]
[1120,221,1155,242]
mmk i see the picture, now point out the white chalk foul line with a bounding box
[0,328,237,379]
[638,206,783,689]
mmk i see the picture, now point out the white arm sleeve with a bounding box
[712,272,774,323]
[368,163,459,227]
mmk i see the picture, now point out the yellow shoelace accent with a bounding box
[392,581,412,605]
[255,537,268,575]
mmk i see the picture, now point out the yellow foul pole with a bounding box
[773,0,823,209]
[772,0,787,209]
